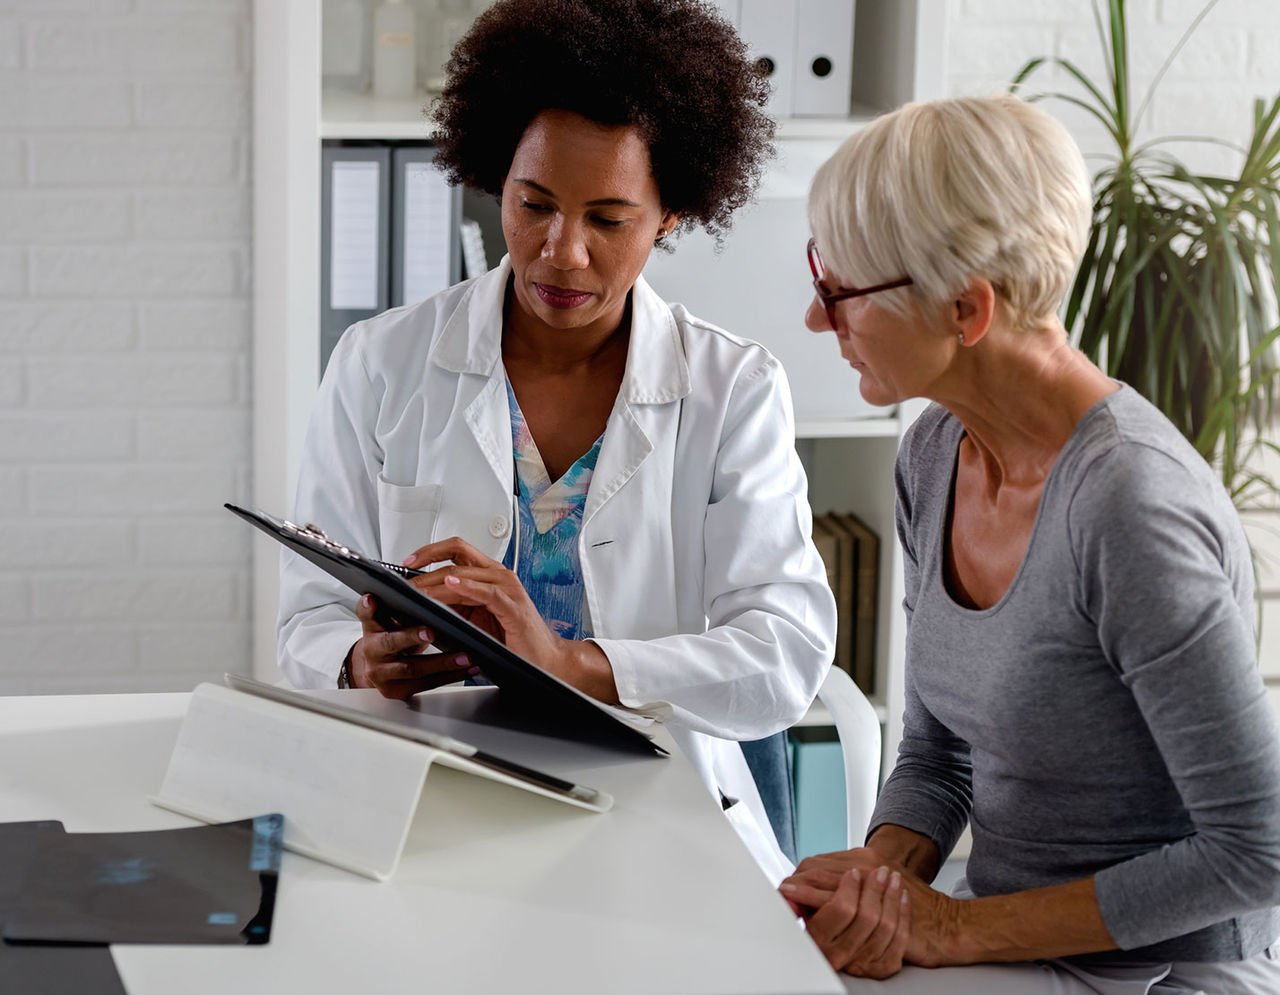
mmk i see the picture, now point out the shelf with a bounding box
[774,105,882,140]
[321,90,884,143]
[321,88,437,140]
[795,413,900,439]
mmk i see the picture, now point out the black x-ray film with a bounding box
[0,820,127,994]
[3,815,283,947]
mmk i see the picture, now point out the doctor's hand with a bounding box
[780,862,910,980]
[403,536,620,704]
[349,594,481,699]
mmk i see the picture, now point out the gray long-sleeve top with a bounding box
[870,386,1280,963]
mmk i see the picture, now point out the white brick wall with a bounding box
[948,0,1278,174]
[0,0,252,695]
[947,0,1280,681]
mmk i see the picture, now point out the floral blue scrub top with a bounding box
[500,377,602,641]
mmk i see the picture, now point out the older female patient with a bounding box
[781,94,1280,992]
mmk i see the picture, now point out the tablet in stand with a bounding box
[151,679,614,881]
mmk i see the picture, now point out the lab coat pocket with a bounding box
[375,476,443,564]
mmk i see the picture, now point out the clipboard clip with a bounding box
[283,519,354,557]
[282,518,424,580]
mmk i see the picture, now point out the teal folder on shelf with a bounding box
[789,727,848,860]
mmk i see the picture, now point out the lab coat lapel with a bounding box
[463,376,512,498]
[582,279,688,638]
[584,276,690,525]
[583,399,652,525]
[432,260,514,498]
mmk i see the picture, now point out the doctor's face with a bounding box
[501,109,677,340]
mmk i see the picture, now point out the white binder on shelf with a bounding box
[151,679,612,882]
[793,0,855,117]
[390,146,461,308]
[739,0,797,118]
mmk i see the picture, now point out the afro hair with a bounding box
[430,0,775,244]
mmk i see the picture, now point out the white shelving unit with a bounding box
[252,0,947,778]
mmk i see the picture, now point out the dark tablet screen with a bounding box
[4,815,282,947]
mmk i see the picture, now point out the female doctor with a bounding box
[276,0,836,881]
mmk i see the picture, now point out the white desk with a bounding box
[0,689,844,995]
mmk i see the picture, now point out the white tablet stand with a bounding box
[151,682,610,881]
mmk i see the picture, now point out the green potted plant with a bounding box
[1012,0,1280,515]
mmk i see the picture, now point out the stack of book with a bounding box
[811,512,879,694]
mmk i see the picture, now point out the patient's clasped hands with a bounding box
[781,847,957,979]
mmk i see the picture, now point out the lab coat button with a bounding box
[488,515,509,538]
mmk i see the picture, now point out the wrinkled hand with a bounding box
[781,848,957,969]
[349,594,478,699]
[780,862,909,979]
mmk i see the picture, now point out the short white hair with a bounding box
[808,94,1092,328]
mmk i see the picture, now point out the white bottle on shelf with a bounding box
[372,0,417,100]
[425,0,473,92]
[322,0,370,93]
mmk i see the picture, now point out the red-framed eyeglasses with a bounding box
[807,237,913,327]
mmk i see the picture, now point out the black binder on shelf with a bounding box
[320,143,391,377]
[225,503,666,757]
[390,145,461,309]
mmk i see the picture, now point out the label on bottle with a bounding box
[378,31,413,48]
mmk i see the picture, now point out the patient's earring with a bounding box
[958,333,965,346]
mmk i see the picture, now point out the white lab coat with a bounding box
[278,259,836,882]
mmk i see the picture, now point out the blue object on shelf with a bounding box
[789,726,847,860]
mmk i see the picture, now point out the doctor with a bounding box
[277,0,836,881]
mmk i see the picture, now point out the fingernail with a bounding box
[402,556,415,566]
[901,890,909,905]
[848,868,860,883]
[454,654,471,668]
[889,870,901,890]
[445,575,461,586]
[779,882,795,892]
[361,594,372,607]
[419,629,430,642]
[875,866,889,884]
[467,666,481,676]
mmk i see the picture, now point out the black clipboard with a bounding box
[227,503,665,756]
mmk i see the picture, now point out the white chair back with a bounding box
[815,665,882,848]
